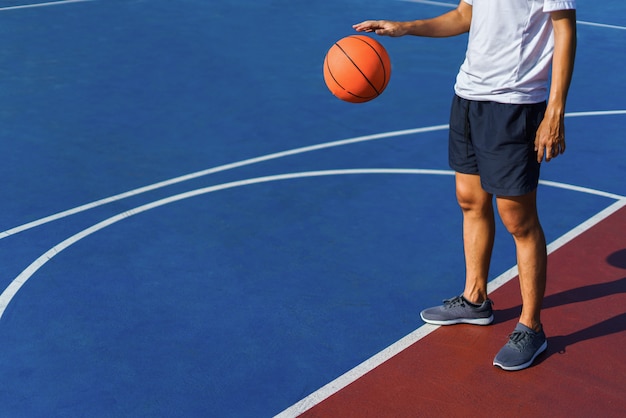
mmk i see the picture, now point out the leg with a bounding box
[496,190,547,331]
[419,172,495,326]
[455,172,495,304]
[492,193,549,371]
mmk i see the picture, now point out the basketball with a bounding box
[323,35,392,103]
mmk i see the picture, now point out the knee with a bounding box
[456,185,493,216]
[501,214,533,238]
[498,206,541,239]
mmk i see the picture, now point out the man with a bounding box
[354,0,576,371]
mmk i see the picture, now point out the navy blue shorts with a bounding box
[448,95,546,196]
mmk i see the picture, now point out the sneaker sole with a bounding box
[420,313,494,326]
[493,340,548,371]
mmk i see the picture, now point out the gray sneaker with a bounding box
[420,295,494,325]
[493,323,547,371]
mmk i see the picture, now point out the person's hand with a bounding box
[353,20,407,37]
[535,111,566,163]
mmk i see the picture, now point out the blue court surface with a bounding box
[0,1,624,416]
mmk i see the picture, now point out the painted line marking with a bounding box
[0,125,449,239]
[0,169,454,321]
[398,0,626,31]
[399,0,455,8]
[0,0,93,11]
[577,20,626,31]
[2,110,626,240]
[1,168,624,323]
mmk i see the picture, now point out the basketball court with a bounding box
[0,1,624,416]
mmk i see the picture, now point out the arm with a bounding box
[535,9,577,163]
[353,0,472,38]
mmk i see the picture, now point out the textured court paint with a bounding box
[1,168,624,322]
[2,110,625,239]
[0,0,93,12]
[0,125,448,239]
[295,206,626,417]
[1,1,623,416]
[0,169,454,319]
[275,199,626,417]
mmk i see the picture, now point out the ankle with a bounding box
[519,319,542,333]
[462,290,488,305]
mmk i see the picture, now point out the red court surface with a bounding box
[299,205,626,417]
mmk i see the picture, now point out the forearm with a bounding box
[401,2,472,37]
[534,9,576,162]
[353,1,471,37]
[546,10,577,116]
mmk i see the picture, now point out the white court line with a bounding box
[577,20,626,31]
[400,0,455,7]
[1,168,624,324]
[1,113,625,320]
[0,0,93,11]
[399,0,626,31]
[0,168,454,320]
[0,125,449,239]
[2,110,626,240]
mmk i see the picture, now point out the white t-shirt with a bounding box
[454,0,576,104]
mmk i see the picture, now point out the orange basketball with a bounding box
[323,35,391,103]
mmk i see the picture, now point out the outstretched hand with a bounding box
[353,20,407,37]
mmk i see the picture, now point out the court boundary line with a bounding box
[0,112,624,415]
[275,198,626,418]
[0,110,626,418]
[1,167,624,323]
[2,110,625,240]
[0,0,93,12]
[0,1,622,412]
[0,169,456,320]
[0,125,450,239]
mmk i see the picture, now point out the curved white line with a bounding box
[0,169,453,319]
[538,180,624,200]
[0,0,93,11]
[577,20,626,31]
[2,113,625,317]
[2,110,626,239]
[0,125,449,239]
[399,0,455,7]
[565,110,626,117]
[1,168,624,321]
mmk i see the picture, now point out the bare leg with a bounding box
[496,190,547,331]
[455,173,495,304]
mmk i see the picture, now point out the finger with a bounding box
[536,146,545,163]
[353,21,378,32]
